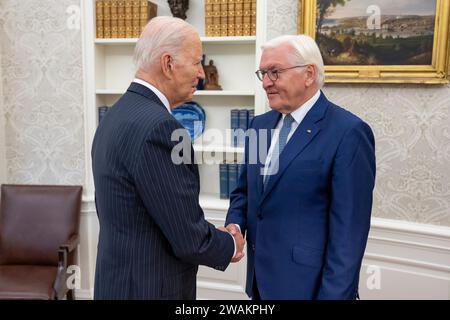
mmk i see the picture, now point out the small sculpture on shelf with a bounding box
[203,60,222,90]
[167,0,189,20]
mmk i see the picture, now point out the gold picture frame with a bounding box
[298,0,450,84]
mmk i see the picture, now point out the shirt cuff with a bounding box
[229,232,236,258]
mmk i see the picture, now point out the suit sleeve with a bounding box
[317,120,376,299]
[225,123,253,234]
[133,119,234,270]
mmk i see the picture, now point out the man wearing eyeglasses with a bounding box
[225,34,376,300]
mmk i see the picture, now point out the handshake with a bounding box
[218,224,245,263]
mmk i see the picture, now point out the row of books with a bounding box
[231,108,254,147]
[95,0,157,39]
[98,106,110,123]
[219,162,244,199]
[205,0,257,37]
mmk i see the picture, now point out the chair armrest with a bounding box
[54,248,68,299]
[60,234,79,253]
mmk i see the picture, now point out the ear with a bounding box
[161,53,174,79]
[305,64,317,87]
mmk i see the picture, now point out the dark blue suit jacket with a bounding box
[92,83,234,299]
[226,92,376,299]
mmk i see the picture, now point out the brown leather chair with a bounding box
[0,184,82,300]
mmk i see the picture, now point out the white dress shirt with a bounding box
[263,89,321,177]
[233,90,321,235]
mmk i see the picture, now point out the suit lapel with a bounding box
[258,93,330,208]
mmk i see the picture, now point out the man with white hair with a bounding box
[225,35,376,299]
[92,16,244,300]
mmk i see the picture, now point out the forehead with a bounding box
[260,44,292,68]
[181,33,202,58]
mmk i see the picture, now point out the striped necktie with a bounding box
[263,114,295,188]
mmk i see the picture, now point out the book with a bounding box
[204,0,214,37]
[219,163,229,199]
[110,0,119,38]
[228,163,239,196]
[230,109,240,147]
[238,109,248,147]
[227,0,236,36]
[242,0,251,36]
[103,0,112,38]
[220,0,228,37]
[96,0,104,38]
[124,0,133,38]
[117,0,126,38]
[247,109,254,128]
[98,106,109,123]
[251,0,256,36]
[234,0,243,36]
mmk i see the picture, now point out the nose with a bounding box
[262,74,274,89]
[198,64,205,80]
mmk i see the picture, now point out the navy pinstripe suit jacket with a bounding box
[92,82,234,299]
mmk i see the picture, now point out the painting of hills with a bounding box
[316,0,437,65]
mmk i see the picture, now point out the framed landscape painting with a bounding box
[298,0,450,83]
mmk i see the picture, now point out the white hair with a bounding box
[134,16,198,71]
[261,35,325,88]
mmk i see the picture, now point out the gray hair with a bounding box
[261,35,325,88]
[134,16,198,71]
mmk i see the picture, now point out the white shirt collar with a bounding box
[283,89,321,124]
[133,78,171,114]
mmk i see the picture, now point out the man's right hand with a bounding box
[226,224,245,262]
[218,225,245,263]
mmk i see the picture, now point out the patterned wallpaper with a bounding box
[267,1,450,226]
[0,0,84,185]
[0,1,448,226]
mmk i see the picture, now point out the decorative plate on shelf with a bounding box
[172,101,206,141]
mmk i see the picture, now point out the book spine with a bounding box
[212,0,222,37]
[98,106,109,123]
[219,163,229,199]
[242,0,251,36]
[220,0,228,37]
[125,0,133,38]
[251,0,256,36]
[103,0,111,38]
[227,0,235,36]
[228,163,238,197]
[140,0,148,35]
[205,0,214,37]
[96,0,104,38]
[238,109,248,147]
[110,0,119,38]
[117,0,125,38]
[234,0,243,36]
[230,109,239,147]
[247,108,254,128]
[237,163,245,180]
[132,0,140,38]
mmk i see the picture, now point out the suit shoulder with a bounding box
[327,102,372,133]
[251,110,279,126]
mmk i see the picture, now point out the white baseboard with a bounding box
[359,217,450,300]
[80,196,450,300]
[74,289,93,300]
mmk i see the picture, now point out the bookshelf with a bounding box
[83,0,268,299]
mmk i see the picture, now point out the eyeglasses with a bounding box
[255,65,309,82]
